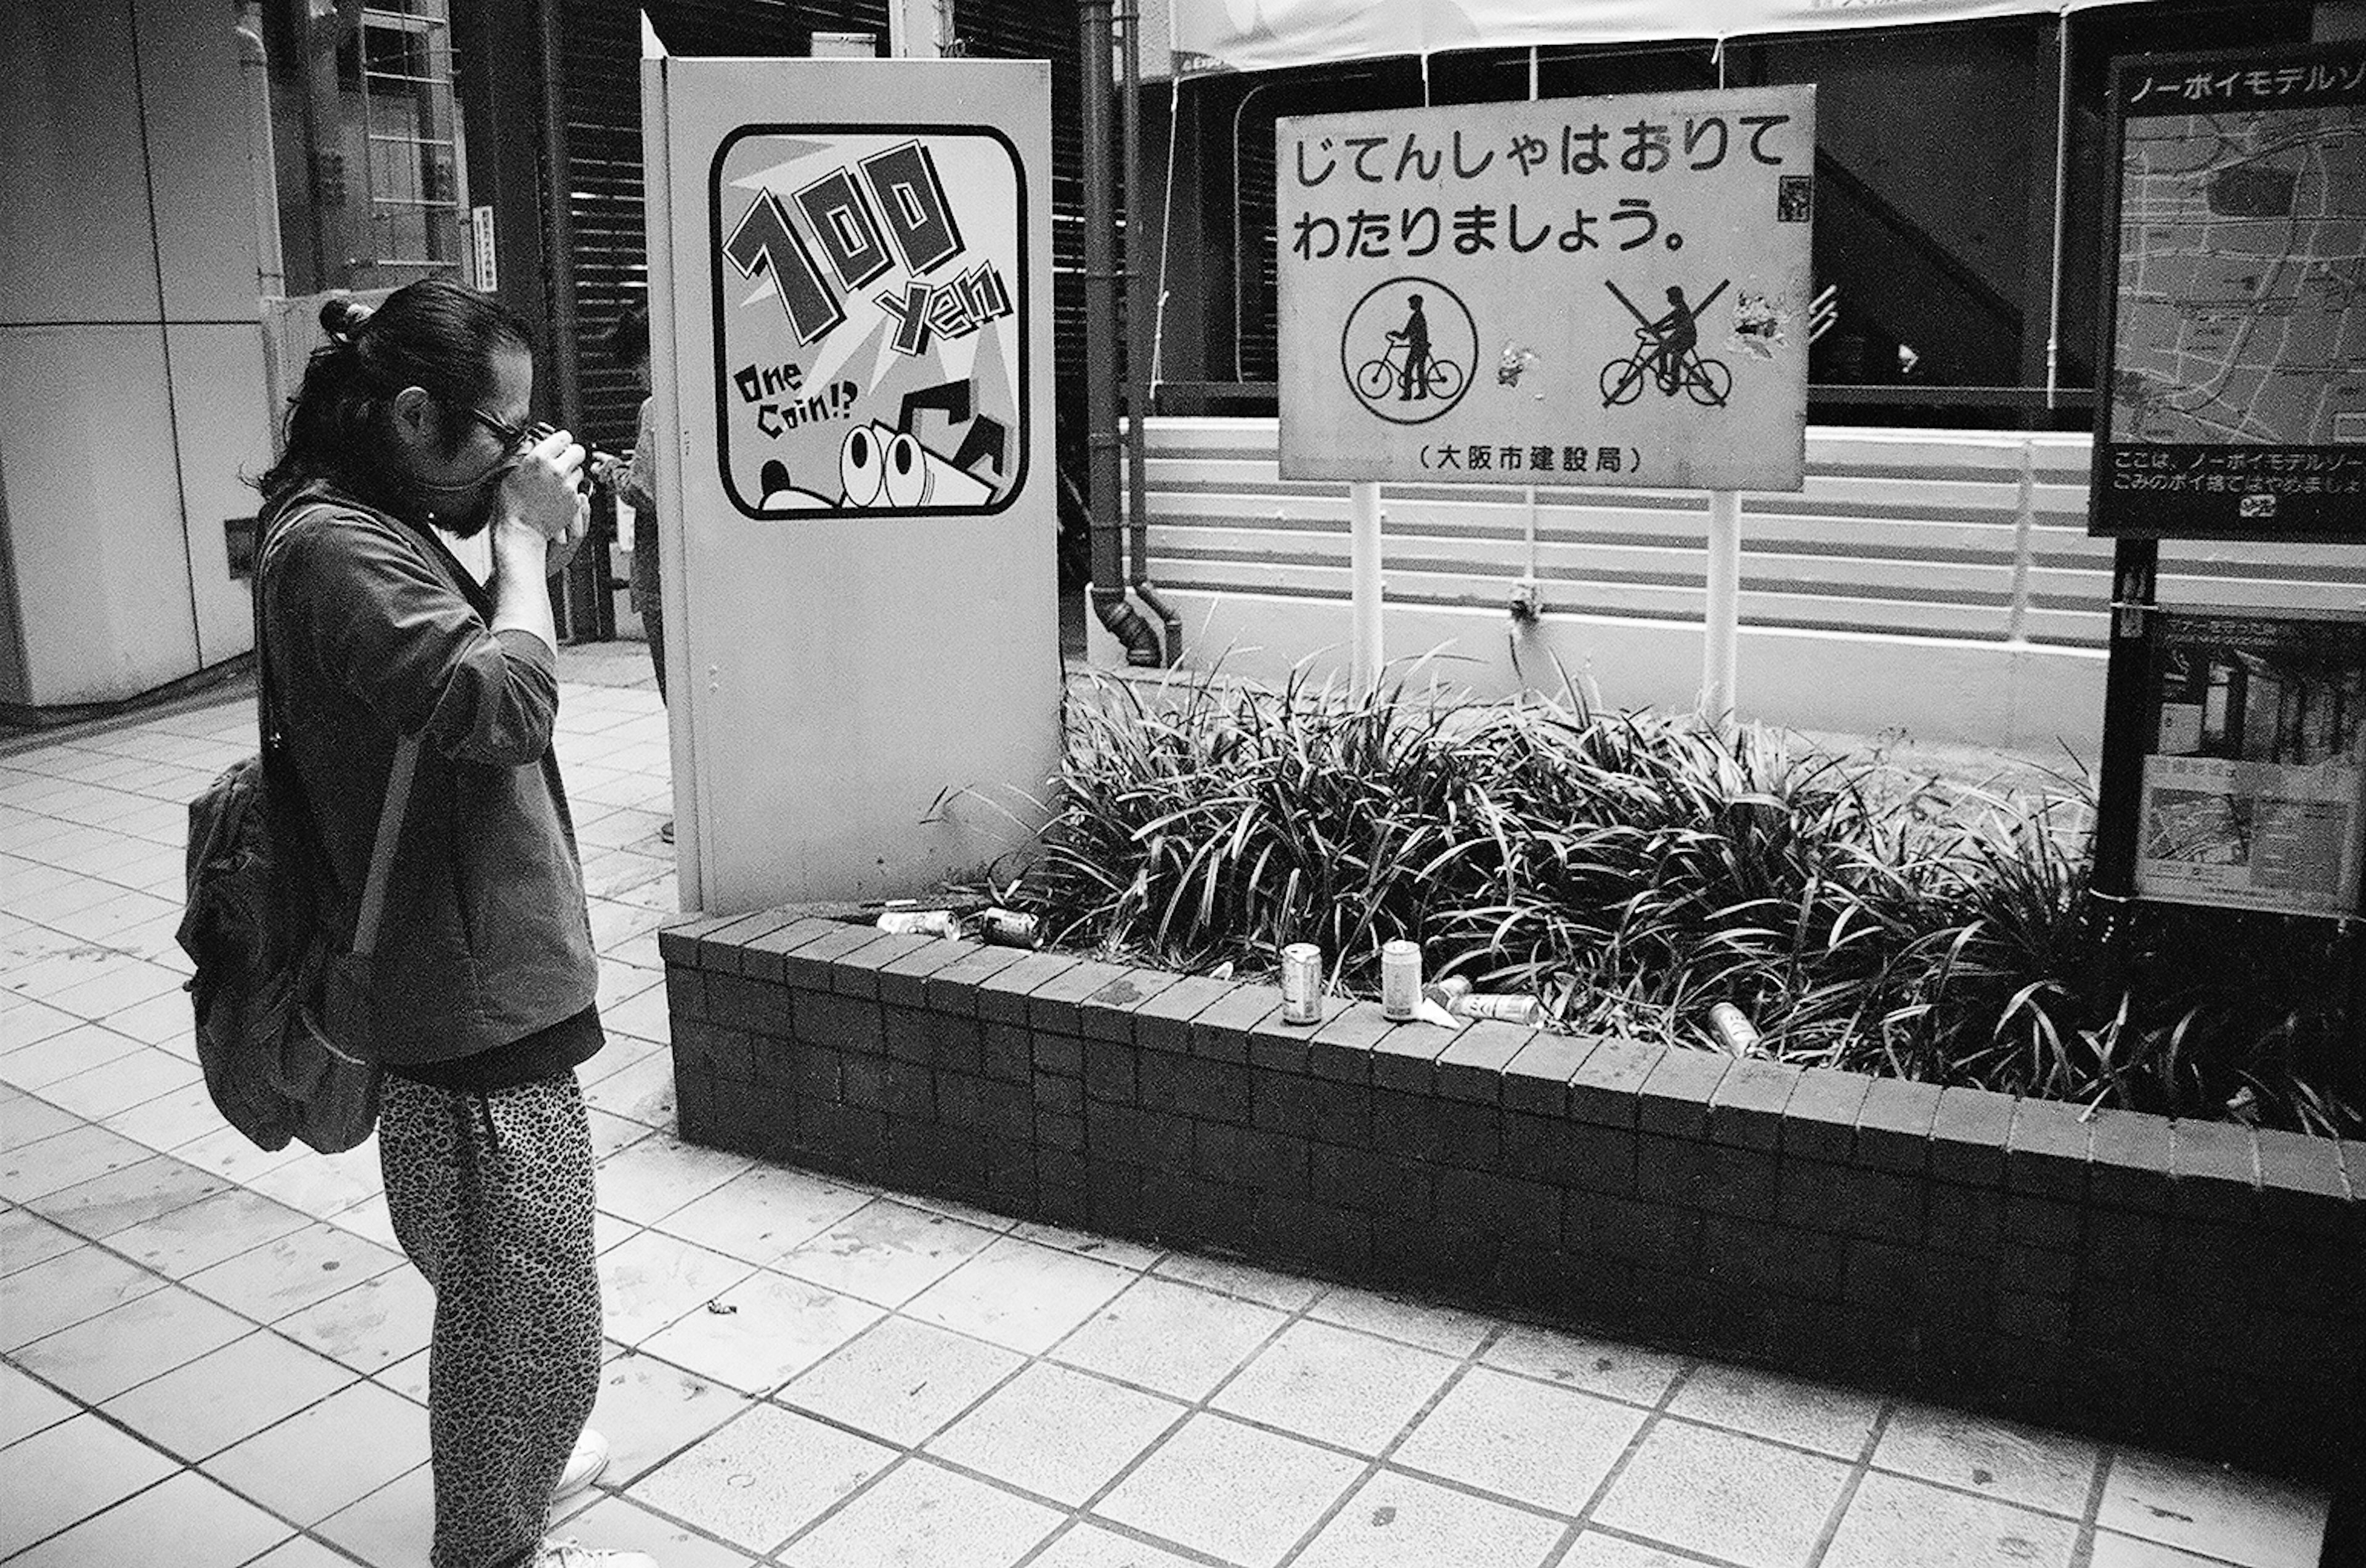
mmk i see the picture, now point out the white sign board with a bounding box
[1277,87,1815,492]
[643,56,1059,914]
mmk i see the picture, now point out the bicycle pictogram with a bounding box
[1599,278,1732,409]
[1338,278,1477,425]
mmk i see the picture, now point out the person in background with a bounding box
[254,279,654,1568]
[597,304,672,845]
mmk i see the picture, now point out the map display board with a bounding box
[1275,87,1813,490]
[2134,606,2366,918]
[2092,46,2366,540]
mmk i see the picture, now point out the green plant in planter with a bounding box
[1031,665,2360,1137]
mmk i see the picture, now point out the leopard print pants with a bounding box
[379,1071,603,1568]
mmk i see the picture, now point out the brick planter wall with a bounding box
[658,909,2364,1489]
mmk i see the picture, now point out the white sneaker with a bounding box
[553,1429,610,1501]
[533,1539,658,1568]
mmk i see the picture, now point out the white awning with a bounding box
[1165,0,2147,76]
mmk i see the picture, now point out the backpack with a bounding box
[176,503,428,1155]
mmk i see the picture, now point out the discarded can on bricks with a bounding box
[1451,992,1543,1026]
[1423,974,1473,1010]
[1707,1002,1761,1055]
[1380,940,1423,1021]
[978,908,1041,949]
[1280,943,1325,1025]
[876,909,962,939]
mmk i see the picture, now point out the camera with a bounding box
[524,421,623,494]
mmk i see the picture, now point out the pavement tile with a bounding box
[595,1135,759,1225]
[561,1493,767,1567]
[312,1461,432,1568]
[1821,1471,2078,1568]
[597,1228,760,1345]
[174,1121,311,1185]
[1010,1217,1164,1272]
[771,1196,1001,1308]
[1560,1532,1730,1567]
[639,1267,883,1394]
[1392,1363,1646,1513]
[1150,1249,1325,1311]
[9,1466,298,1568]
[2088,1532,2261,1567]
[582,1348,754,1487]
[1025,1521,1206,1568]
[1293,1468,1565,1568]
[1592,1421,1852,1568]
[1481,1323,1687,1408]
[781,1314,1026,1446]
[925,1360,1187,1506]
[0,1119,151,1201]
[1095,1412,1365,1568]
[0,1093,82,1153]
[1305,1283,1496,1358]
[652,1163,874,1265]
[0,1359,82,1448]
[22,1149,228,1238]
[100,1077,224,1150]
[0,1412,181,1558]
[13,1280,253,1403]
[585,1048,677,1126]
[99,1328,361,1461]
[1871,1399,2100,1517]
[2096,1448,2329,1568]
[1209,1316,1461,1455]
[632,1403,895,1554]
[1051,1273,1289,1402]
[0,1202,83,1276]
[0,1240,166,1348]
[1664,1358,1883,1459]
[35,1043,202,1122]
[903,1234,1136,1355]
[778,1455,1064,1568]
[107,1185,314,1278]
[184,1220,405,1324]
[205,1377,428,1525]
[274,1267,438,1374]
[245,1152,386,1223]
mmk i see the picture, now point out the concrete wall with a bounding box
[0,0,272,709]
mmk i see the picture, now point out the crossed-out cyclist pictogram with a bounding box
[1599,278,1733,408]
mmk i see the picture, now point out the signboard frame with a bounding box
[2088,42,2366,543]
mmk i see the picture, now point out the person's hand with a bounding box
[590,449,633,490]
[496,427,588,543]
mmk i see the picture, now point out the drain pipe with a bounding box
[1119,0,1181,664]
[1081,0,1163,665]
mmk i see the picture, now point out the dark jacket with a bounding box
[259,486,599,1068]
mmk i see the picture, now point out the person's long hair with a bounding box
[258,279,532,517]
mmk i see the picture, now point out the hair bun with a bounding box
[319,297,372,343]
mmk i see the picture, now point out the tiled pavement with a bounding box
[0,641,2335,1568]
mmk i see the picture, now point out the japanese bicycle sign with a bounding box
[1276,87,1814,490]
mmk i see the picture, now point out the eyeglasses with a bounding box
[465,406,534,453]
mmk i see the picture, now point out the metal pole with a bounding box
[1351,481,1383,694]
[1701,490,1741,720]
[1120,0,1179,662]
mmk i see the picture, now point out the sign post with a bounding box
[1349,481,1383,692]
[1274,87,1813,713]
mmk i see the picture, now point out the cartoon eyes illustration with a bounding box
[835,423,991,509]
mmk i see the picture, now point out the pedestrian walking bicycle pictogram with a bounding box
[1339,277,1477,425]
[1600,278,1732,409]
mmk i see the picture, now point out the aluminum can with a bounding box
[1707,1002,1761,1055]
[1424,974,1473,1010]
[1452,992,1542,1026]
[978,908,1040,948]
[1380,940,1423,1020]
[1279,942,1324,1025]
[876,909,961,939]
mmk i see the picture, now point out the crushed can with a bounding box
[1380,940,1423,1021]
[1450,991,1543,1026]
[1280,942,1324,1025]
[1707,1002,1761,1055]
[1424,974,1473,1010]
[876,909,962,939]
[978,908,1041,949]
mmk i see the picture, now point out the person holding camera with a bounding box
[255,279,652,1568]
[593,303,672,843]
